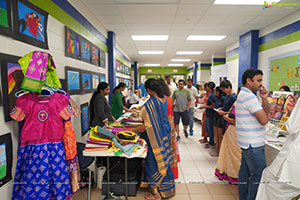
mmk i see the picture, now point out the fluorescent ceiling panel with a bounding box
[144,64,160,66]
[213,0,280,5]
[168,64,184,66]
[115,0,179,4]
[171,59,191,62]
[139,51,164,54]
[132,35,169,41]
[176,51,203,55]
[187,35,226,41]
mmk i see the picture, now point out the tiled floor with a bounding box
[73,121,239,200]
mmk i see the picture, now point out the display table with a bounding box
[264,123,287,166]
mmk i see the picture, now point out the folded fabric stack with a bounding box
[112,131,144,156]
[85,127,115,151]
[121,118,143,128]
[107,121,124,128]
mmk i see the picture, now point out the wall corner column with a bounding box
[108,31,116,104]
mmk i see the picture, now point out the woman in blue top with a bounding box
[210,86,225,156]
[200,81,216,149]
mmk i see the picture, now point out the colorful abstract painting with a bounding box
[116,60,120,72]
[12,0,48,49]
[92,74,99,89]
[80,38,91,63]
[0,0,12,36]
[65,66,81,95]
[100,49,106,68]
[65,27,80,59]
[0,132,12,188]
[91,45,100,66]
[81,103,89,136]
[0,54,23,122]
[81,71,92,92]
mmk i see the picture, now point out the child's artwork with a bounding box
[100,49,106,68]
[81,103,89,136]
[81,71,92,93]
[65,67,81,95]
[65,27,80,59]
[0,0,12,36]
[80,38,91,63]
[92,74,99,90]
[91,45,99,66]
[0,133,12,188]
[12,0,48,49]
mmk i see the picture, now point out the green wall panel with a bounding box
[226,53,239,62]
[259,30,300,52]
[29,0,108,52]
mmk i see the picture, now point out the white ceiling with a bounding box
[77,0,299,67]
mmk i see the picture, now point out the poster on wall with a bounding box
[80,103,89,136]
[81,70,92,93]
[269,50,300,92]
[12,0,48,49]
[91,45,100,66]
[116,60,120,72]
[100,49,106,68]
[92,73,100,90]
[65,66,81,95]
[65,27,80,59]
[0,53,23,122]
[80,37,91,63]
[0,0,12,36]
[0,132,12,188]
[100,75,106,82]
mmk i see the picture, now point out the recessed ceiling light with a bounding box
[132,35,169,41]
[139,51,164,55]
[171,59,191,62]
[115,0,179,4]
[144,64,160,66]
[213,0,280,5]
[168,64,184,66]
[187,35,226,41]
[176,51,203,55]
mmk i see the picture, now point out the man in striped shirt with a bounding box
[236,69,270,200]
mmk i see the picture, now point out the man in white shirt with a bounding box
[165,75,177,97]
[184,79,198,136]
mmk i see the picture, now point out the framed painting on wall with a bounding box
[65,27,80,59]
[65,66,81,95]
[12,0,48,49]
[0,53,23,122]
[116,60,120,72]
[0,132,12,188]
[0,0,12,37]
[81,70,92,93]
[80,103,89,136]
[91,45,100,66]
[80,37,91,63]
[100,49,106,68]
[100,75,106,82]
[92,73,100,90]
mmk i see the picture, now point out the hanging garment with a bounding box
[10,92,73,200]
[62,120,81,194]
[18,51,62,92]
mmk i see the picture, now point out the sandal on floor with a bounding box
[144,192,161,200]
[199,138,207,143]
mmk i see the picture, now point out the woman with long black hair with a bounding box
[131,78,175,200]
[89,82,115,127]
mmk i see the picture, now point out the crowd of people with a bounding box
[88,69,299,200]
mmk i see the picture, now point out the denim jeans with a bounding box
[205,116,215,146]
[238,146,266,200]
[188,108,194,132]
